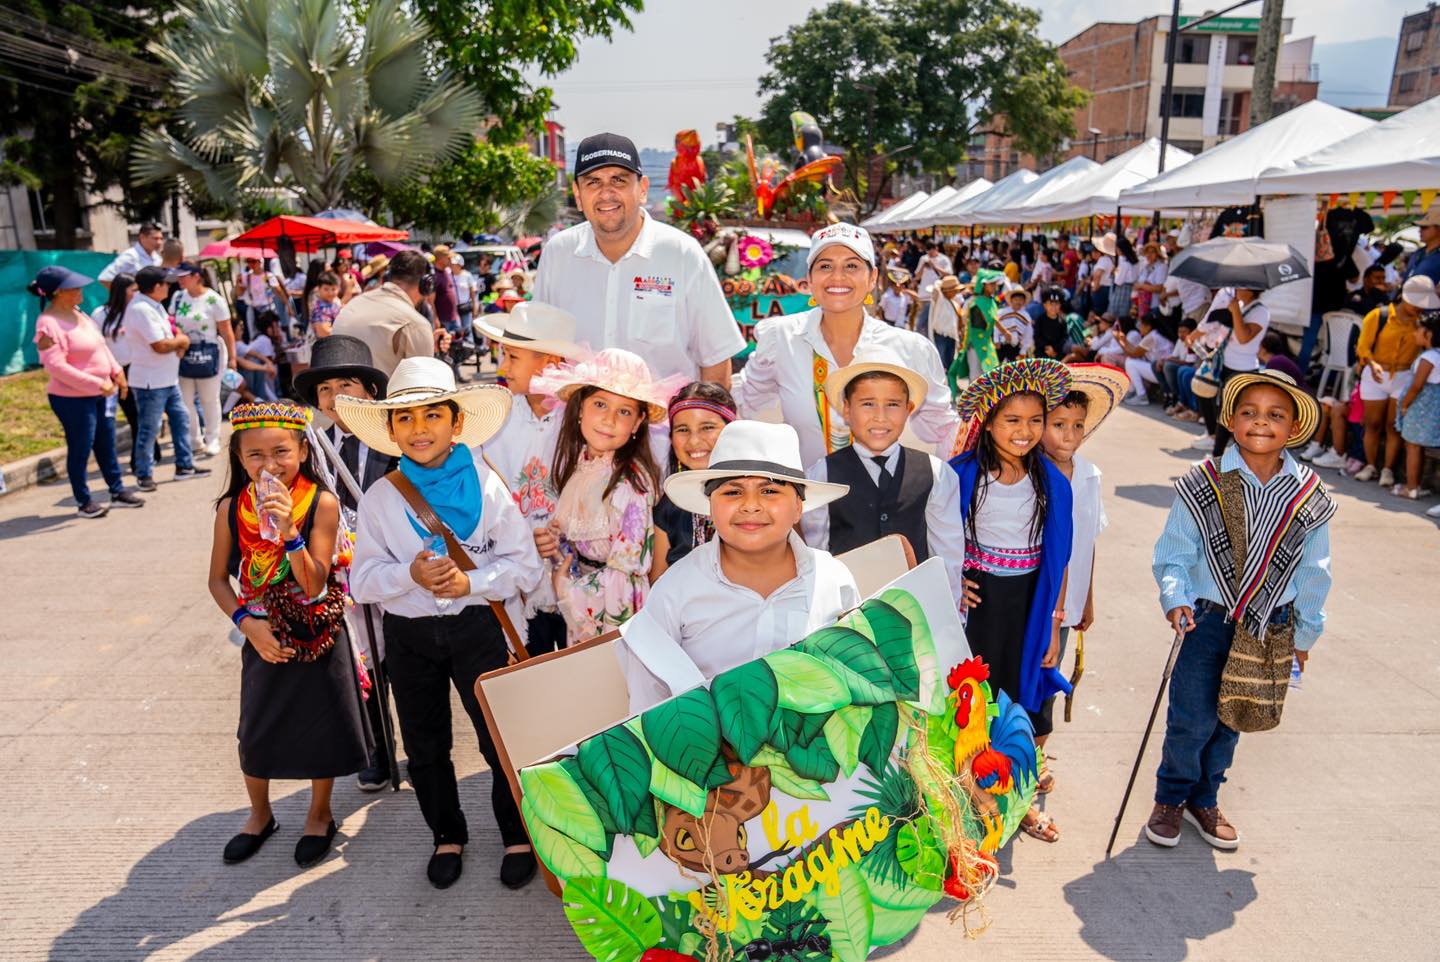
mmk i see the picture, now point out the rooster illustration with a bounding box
[947,657,1039,853]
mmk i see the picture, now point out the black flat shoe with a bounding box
[223,818,278,863]
[294,820,338,867]
[427,849,464,889]
[500,850,537,889]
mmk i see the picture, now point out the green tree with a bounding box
[410,0,643,144]
[0,1,177,248]
[132,0,484,214]
[756,0,1087,213]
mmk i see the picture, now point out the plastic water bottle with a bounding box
[1288,658,1303,690]
[257,470,284,543]
[426,532,453,612]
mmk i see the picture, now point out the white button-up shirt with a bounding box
[350,460,544,620]
[1061,452,1107,627]
[801,440,967,608]
[733,308,960,468]
[533,210,744,380]
[121,293,179,389]
[98,242,160,284]
[616,531,861,712]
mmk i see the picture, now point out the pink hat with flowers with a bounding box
[529,348,690,422]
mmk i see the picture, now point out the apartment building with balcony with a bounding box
[1389,5,1440,107]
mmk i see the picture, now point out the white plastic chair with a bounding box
[1316,311,1361,400]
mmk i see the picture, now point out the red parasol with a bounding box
[231,215,408,253]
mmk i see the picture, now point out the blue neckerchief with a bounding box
[949,451,1074,712]
[400,443,482,541]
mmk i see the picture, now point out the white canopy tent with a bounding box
[933,168,1038,225]
[969,156,1099,225]
[884,185,959,231]
[1255,95,1440,195]
[887,181,995,230]
[1021,138,1195,222]
[1119,101,1375,210]
[860,190,930,229]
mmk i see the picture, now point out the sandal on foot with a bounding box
[1036,765,1055,795]
[1020,811,1060,843]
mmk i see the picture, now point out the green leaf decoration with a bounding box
[522,797,606,882]
[894,820,945,891]
[800,625,897,705]
[577,725,654,836]
[858,702,901,775]
[651,895,693,953]
[824,705,871,776]
[880,589,944,713]
[678,931,704,957]
[641,688,724,789]
[711,659,781,764]
[650,755,708,819]
[560,876,661,962]
[763,756,832,801]
[816,863,874,962]
[785,732,839,782]
[764,649,851,713]
[633,787,660,839]
[864,865,944,946]
[768,710,794,751]
[857,599,921,700]
[633,796,665,859]
[779,707,830,748]
[519,762,608,852]
[559,757,621,836]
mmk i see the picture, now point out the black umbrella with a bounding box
[1169,237,1311,291]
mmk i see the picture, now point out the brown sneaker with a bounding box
[1184,804,1240,850]
[1144,803,1184,847]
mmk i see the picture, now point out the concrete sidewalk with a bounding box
[2,403,1437,961]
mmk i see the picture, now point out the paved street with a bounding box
[2,404,1437,962]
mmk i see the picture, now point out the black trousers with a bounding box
[383,604,526,848]
[525,610,567,657]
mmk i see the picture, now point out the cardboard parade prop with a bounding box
[483,557,1040,961]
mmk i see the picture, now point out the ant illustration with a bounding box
[741,918,831,961]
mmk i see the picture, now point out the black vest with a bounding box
[825,444,933,560]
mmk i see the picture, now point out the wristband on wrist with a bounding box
[232,606,254,627]
[284,532,306,553]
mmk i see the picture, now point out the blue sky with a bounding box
[540,0,1412,150]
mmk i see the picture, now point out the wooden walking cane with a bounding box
[1105,630,1186,858]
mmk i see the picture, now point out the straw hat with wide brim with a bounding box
[1219,370,1320,448]
[332,356,512,458]
[360,254,390,280]
[1066,363,1131,437]
[822,351,930,412]
[663,421,849,517]
[939,274,963,297]
[474,301,586,359]
[1090,232,1117,257]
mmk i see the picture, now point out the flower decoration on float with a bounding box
[738,235,774,270]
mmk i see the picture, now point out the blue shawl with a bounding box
[401,443,482,541]
[949,452,1074,712]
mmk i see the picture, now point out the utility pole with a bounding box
[1250,0,1285,127]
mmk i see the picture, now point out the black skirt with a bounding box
[964,568,1052,737]
[238,628,369,780]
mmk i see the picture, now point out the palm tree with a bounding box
[132,0,483,214]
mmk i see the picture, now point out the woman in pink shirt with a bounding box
[30,266,146,518]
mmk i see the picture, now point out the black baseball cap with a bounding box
[135,265,179,292]
[573,133,643,178]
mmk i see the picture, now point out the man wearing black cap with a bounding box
[534,132,742,386]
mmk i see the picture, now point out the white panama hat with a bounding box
[332,356,512,458]
[474,300,587,359]
[662,420,849,517]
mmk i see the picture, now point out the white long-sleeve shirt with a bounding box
[615,532,860,712]
[350,458,544,620]
[732,307,960,468]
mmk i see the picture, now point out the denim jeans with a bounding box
[48,394,124,506]
[933,333,957,372]
[133,384,194,479]
[915,300,930,336]
[1296,310,1325,372]
[1176,364,1199,411]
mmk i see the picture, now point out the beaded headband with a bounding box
[953,358,1072,454]
[667,397,737,423]
[228,401,313,432]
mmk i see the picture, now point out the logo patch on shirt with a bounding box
[633,275,674,296]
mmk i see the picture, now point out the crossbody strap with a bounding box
[385,470,530,662]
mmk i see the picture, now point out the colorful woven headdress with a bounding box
[953,358,1072,455]
[228,400,313,432]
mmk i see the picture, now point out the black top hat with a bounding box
[292,335,388,407]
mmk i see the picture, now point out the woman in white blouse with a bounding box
[732,224,959,467]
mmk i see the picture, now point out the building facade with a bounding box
[1389,5,1440,107]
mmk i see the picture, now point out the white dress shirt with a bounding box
[121,293,179,389]
[916,252,952,297]
[1061,453,1107,627]
[615,531,861,712]
[929,290,960,339]
[350,458,544,620]
[802,440,967,607]
[732,308,961,468]
[98,242,160,284]
[533,210,744,380]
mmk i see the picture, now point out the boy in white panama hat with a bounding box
[342,357,545,892]
[800,348,967,609]
[616,420,859,712]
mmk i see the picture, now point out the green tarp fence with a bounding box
[1,250,115,376]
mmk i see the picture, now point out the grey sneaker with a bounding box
[111,490,145,508]
[77,501,109,519]
[136,477,158,493]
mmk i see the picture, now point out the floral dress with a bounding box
[552,450,655,643]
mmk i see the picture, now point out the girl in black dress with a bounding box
[649,382,736,581]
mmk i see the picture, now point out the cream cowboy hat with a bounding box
[360,254,390,280]
[528,347,689,422]
[474,301,587,359]
[1066,362,1131,437]
[663,421,849,517]
[822,348,930,412]
[332,356,512,458]
[1219,369,1320,448]
[1090,232,1118,257]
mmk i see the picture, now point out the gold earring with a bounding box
[864,293,875,305]
[807,295,817,307]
